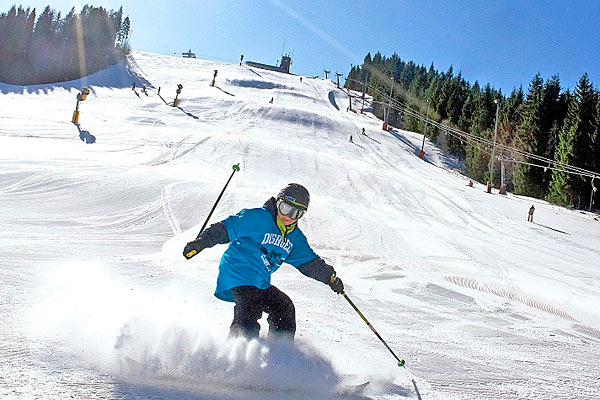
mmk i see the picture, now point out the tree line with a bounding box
[0,4,130,85]
[347,52,600,210]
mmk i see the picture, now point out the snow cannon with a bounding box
[173,84,183,107]
[78,87,90,101]
[72,87,90,124]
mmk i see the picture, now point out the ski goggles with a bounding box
[276,198,307,220]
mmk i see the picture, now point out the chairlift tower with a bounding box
[335,72,343,88]
[488,99,500,193]
[383,76,394,130]
[361,77,367,114]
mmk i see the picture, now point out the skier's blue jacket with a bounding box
[196,197,336,302]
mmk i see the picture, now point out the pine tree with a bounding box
[501,86,524,142]
[0,6,36,83]
[120,16,131,46]
[465,87,489,181]
[573,74,597,207]
[591,99,600,209]
[112,6,123,44]
[496,86,523,189]
[408,70,425,97]
[436,66,454,119]
[458,81,479,131]
[57,7,78,81]
[446,72,467,125]
[540,76,566,189]
[548,105,576,206]
[31,6,57,83]
[513,74,545,197]
[424,75,440,113]
[548,73,597,208]
[372,51,382,66]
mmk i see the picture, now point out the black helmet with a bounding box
[277,183,310,210]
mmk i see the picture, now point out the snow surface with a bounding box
[1,51,599,399]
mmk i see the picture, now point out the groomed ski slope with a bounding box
[1,51,599,400]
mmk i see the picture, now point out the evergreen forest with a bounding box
[0,4,130,85]
[347,52,600,210]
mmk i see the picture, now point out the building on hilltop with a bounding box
[246,54,292,74]
[182,49,196,58]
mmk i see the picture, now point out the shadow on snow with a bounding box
[0,56,153,95]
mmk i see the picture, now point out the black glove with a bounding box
[328,274,344,294]
[183,239,206,259]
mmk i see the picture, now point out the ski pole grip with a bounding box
[232,163,240,171]
[184,249,197,259]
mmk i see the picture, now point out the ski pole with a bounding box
[184,163,240,259]
[342,292,405,367]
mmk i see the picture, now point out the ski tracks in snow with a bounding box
[160,182,183,235]
[144,134,213,167]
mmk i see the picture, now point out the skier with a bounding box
[361,127,366,135]
[349,135,353,143]
[269,97,274,104]
[528,205,535,222]
[183,183,344,341]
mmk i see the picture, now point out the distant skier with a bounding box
[132,82,136,90]
[361,127,366,135]
[528,205,535,222]
[183,183,344,341]
[349,135,353,143]
[142,86,148,96]
[269,97,274,104]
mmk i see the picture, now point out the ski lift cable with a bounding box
[505,157,598,179]
[366,90,599,180]
[372,87,598,176]
[364,80,600,179]
[361,92,496,158]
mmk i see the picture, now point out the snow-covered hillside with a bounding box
[1,51,599,400]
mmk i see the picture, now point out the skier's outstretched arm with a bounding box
[183,222,229,259]
[297,257,344,294]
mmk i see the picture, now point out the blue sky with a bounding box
[15,0,600,94]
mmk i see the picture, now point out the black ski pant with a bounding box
[230,285,296,340]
